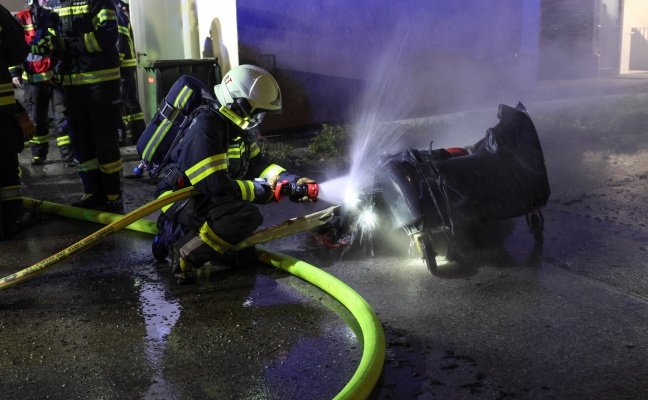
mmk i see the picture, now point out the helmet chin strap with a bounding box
[218,105,249,130]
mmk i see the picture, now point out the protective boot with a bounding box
[129,119,147,143]
[76,168,103,205]
[0,201,33,239]
[58,144,76,166]
[151,214,187,261]
[103,194,124,214]
[118,127,129,147]
[213,246,258,269]
[72,193,107,210]
[170,242,198,284]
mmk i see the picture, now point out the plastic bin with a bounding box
[144,58,222,116]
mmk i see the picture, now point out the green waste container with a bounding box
[144,58,222,119]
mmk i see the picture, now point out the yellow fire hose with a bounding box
[0,187,198,290]
[257,249,385,400]
[3,189,385,399]
[23,197,158,234]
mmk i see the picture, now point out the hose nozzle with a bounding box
[275,180,319,202]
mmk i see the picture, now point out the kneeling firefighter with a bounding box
[153,65,318,282]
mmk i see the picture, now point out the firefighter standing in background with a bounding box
[0,4,33,239]
[114,0,145,145]
[11,0,75,167]
[153,65,318,282]
[49,0,125,213]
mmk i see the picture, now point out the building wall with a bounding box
[236,0,530,131]
[538,0,599,80]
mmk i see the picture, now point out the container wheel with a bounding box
[526,212,545,245]
[416,233,438,275]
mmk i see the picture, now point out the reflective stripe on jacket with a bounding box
[50,0,120,87]
[115,6,136,71]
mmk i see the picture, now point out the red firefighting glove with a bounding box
[15,110,35,142]
[265,175,280,203]
[256,175,280,204]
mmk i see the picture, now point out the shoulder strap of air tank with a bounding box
[150,97,221,181]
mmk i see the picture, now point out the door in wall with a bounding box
[596,0,623,75]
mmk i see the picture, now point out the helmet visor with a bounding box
[233,98,271,130]
[245,112,266,130]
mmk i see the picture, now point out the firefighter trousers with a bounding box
[65,81,123,197]
[171,194,263,267]
[24,82,73,161]
[119,71,146,143]
[0,104,26,235]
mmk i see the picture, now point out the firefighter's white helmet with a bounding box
[214,64,282,129]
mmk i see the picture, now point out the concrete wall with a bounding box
[537,0,599,80]
[236,0,530,131]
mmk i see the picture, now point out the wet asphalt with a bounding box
[1,74,648,400]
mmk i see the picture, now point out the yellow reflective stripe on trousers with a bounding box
[78,158,100,172]
[236,180,255,202]
[57,135,71,147]
[259,164,286,179]
[0,95,16,106]
[186,154,227,185]
[62,67,120,86]
[100,159,123,174]
[0,186,22,201]
[130,111,144,121]
[199,222,233,254]
[30,134,50,145]
[0,83,15,106]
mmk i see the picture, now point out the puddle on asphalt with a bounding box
[129,266,362,399]
[135,276,182,398]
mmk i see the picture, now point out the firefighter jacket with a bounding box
[115,5,136,73]
[161,108,299,205]
[10,6,62,84]
[1,5,29,107]
[0,54,16,109]
[49,0,120,89]
[1,4,30,155]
